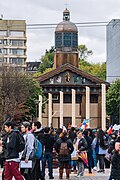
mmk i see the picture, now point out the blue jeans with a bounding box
[71,160,77,170]
[42,152,53,177]
[92,149,97,167]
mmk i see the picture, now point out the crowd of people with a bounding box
[0,121,120,180]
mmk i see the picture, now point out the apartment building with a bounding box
[0,19,27,71]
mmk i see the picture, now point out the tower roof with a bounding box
[55,8,78,32]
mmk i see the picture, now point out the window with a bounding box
[72,33,78,47]
[0,49,7,54]
[10,31,24,37]
[76,94,82,103]
[55,33,62,48]
[90,95,98,103]
[10,49,24,55]
[64,94,72,103]
[0,31,7,36]
[64,32,71,47]
[9,58,24,64]
[10,40,24,46]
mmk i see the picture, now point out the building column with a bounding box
[48,93,52,127]
[81,94,86,122]
[72,89,76,126]
[86,86,90,127]
[60,91,63,128]
[102,84,106,130]
[38,95,42,123]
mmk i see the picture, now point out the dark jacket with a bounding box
[84,135,92,151]
[4,130,19,160]
[68,131,77,142]
[42,133,54,153]
[78,137,88,162]
[110,151,120,180]
[55,136,74,162]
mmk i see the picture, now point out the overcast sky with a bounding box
[1,0,120,63]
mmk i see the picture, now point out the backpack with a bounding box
[34,138,42,159]
[16,132,25,152]
[59,142,69,155]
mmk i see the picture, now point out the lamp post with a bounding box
[34,100,40,120]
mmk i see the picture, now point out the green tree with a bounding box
[78,44,93,60]
[106,78,120,124]
[38,46,54,73]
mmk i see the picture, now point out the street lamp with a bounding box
[34,100,40,120]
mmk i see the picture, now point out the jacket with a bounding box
[110,151,120,180]
[42,133,54,153]
[4,130,19,160]
[55,136,74,162]
[78,137,88,162]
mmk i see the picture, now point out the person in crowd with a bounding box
[54,128,62,142]
[76,131,88,178]
[0,128,8,180]
[3,121,24,180]
[71,130,82,174]
[92,129,107,173]
[20,121,35,180]
[109,136,120,180]
[55,130,74,179]
[32,121,44,180]
[83,130,93,173]
[68,127,77,143]
[41,127,55,179]
[91,129,97,171]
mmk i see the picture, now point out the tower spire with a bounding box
[63,8,70,21]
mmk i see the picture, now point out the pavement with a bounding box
[0,167,110,180]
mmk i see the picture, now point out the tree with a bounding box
[38,46,54,73]
[78,45,93,60]
[36,45,106,80]
[0,65,45,123]
[106,78,120,124]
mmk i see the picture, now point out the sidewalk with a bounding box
[0,168,110,180]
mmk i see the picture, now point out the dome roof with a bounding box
[55,8,78,32]
[55,21,78,32]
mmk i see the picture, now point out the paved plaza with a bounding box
[0,168,110,180]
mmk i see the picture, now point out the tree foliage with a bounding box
[0,66,44,123]
[106,78,120,124]
[36,45,106,80]
[38,46,54,73]
[78,45,93,60]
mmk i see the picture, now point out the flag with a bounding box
[107,125,113,135]
[80,119,88,131]
[62,125,67,132]
[78,151,88,166]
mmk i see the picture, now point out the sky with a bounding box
[0,0,120,63]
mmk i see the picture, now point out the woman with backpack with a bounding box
[92,129,107,173]
[55,130,74,179]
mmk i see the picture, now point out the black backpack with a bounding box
[15,131,25,152]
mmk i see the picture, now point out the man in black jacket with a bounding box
[32,121,44,180]
[55,131,74,179]
[3,121,24,180]
[41,127,54,179]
